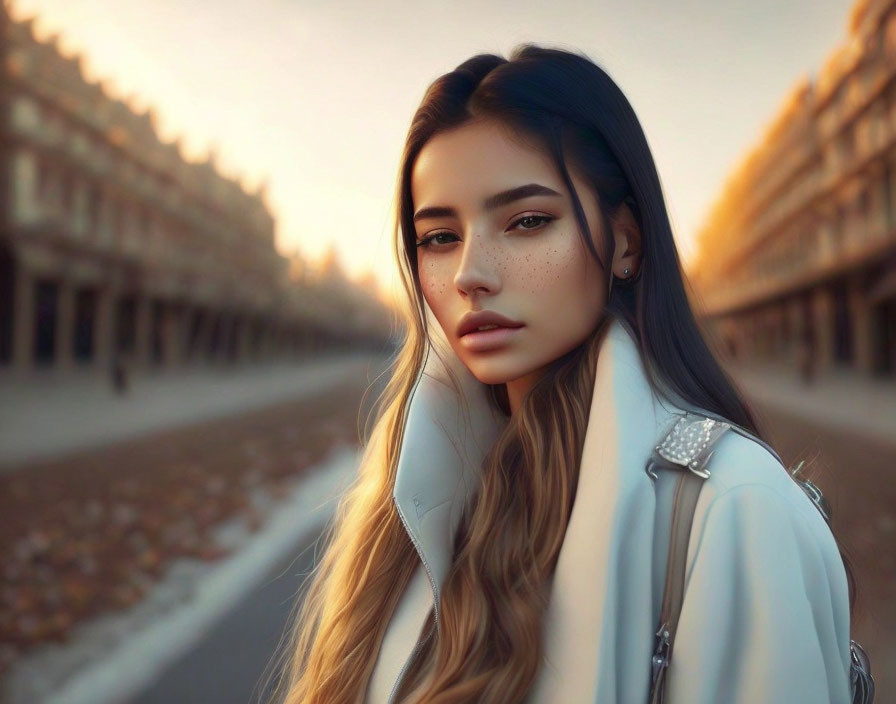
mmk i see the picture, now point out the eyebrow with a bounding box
[412,183,563,223]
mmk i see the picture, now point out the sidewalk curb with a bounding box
[3,445,360,704]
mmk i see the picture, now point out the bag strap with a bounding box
[648,470,705,704]
[646,413,876,704]
[646,412,730,704]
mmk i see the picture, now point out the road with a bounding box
[128,516,326,704]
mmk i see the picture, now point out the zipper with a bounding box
[387,496,441,704]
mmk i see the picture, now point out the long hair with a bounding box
[263,43,857,704]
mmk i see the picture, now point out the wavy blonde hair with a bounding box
[261,43,856,704]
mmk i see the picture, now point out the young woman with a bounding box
[267,44,865,703]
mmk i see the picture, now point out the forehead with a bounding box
[411,121,561,207]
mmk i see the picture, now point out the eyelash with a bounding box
[415,214,555,250]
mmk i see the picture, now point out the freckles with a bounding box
[421,260,447,297]
[517,246,575,294]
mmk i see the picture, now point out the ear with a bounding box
[610,201,642,278]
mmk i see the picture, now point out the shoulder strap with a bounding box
[647,412,730,704]
[647,413,876,704]
[648,470,704,704]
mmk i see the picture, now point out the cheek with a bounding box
[510,236,582,295]
[418,257,456,325]
[419,257,451,301]
[522,239,604,337]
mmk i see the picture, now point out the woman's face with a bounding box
[411,119,637,413]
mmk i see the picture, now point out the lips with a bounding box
[459,325,524,352]
[456,310,524,338]
[468,325,510,333]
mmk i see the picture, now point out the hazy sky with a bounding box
[10,0,854,299]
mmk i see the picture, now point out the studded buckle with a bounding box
[647,412,731,481]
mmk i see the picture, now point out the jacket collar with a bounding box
[391,314,705,628]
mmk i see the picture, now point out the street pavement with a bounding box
[727,358,896,449]
[0,353,384,469]
[127,486,329,704]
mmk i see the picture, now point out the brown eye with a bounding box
[415,232,459,249]
[510,214,554,231]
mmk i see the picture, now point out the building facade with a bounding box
[690,0,896,379]
[0,9,391,376]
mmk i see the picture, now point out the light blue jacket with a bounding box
[365,316,853,703]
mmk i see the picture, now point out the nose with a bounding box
[453,232,501,298]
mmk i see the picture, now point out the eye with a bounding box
[511,214,554,231]
[415,231,459,249]
[415,214,555,251]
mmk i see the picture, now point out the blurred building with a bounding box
[0,8,392,376]
[690,0,896,379]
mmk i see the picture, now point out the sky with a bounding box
[9,0,856,301]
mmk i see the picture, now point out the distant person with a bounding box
[112,354,129,395]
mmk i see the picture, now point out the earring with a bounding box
[623,267,630,277]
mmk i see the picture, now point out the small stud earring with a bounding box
[623,267,630,277]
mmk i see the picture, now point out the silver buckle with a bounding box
[651,622,671,683]
[647,413,731,481]
[849,639,875,703]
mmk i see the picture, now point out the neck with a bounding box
[505,364,548,416]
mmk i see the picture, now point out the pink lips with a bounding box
[456,310,524,338]
[459,325,524,352]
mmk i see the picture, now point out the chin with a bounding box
[468,369,513,386]
[462,355,532,386]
